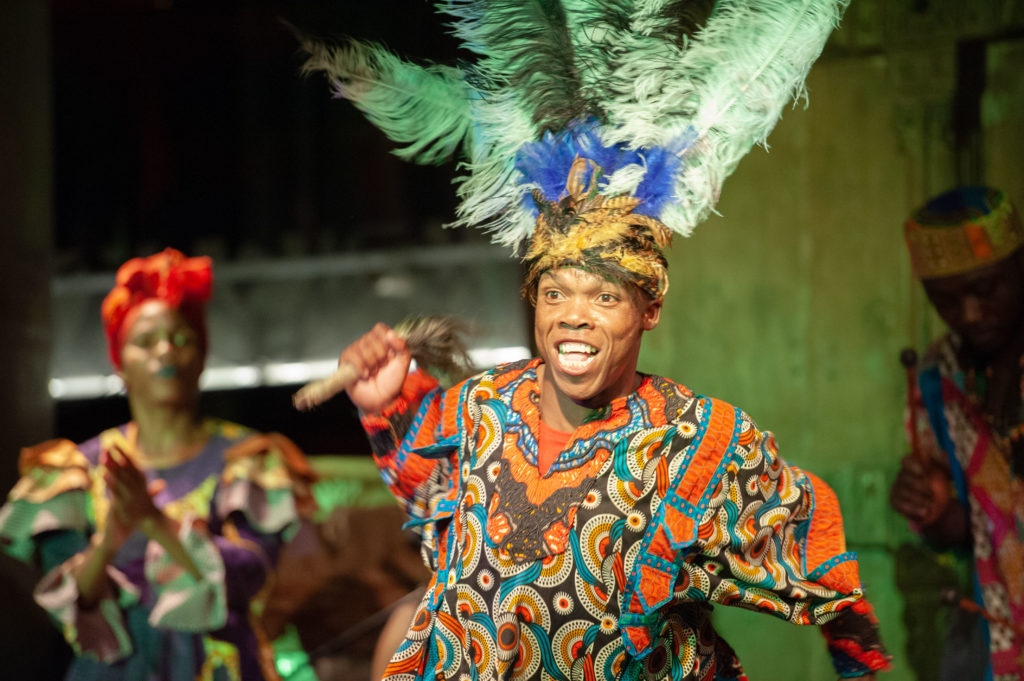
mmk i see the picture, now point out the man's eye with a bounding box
[131,333,156,348]
[972,281,996,297]
[598,293,616,303]
[172,332,191,348]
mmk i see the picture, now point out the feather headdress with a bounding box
[301,0,848,295]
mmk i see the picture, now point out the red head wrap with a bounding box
[101,248,213,370]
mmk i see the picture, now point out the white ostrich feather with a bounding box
[605,0,849,235]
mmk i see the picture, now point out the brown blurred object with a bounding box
[942,589,1024,639]
[900,347,925,463]
[895,347,956,529]
[261,504,430,681]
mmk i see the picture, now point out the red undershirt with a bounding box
[538,420,573,477]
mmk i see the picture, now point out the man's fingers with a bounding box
[895,475,933,498]
[385,328,408,354]
[890,476,938,521]
[900,455,926,476]
[890,490,926,516]
[891,488,931,509]
[891,497,928,522]
[364,325,397,367]
[341,324,400,381]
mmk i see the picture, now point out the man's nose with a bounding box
[559,299,593,329]
[962,296,983,325]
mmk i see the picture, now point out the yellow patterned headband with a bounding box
[904,186,1024,280]
[521,158,671,302]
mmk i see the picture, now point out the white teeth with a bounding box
[557,341,597,372]
[558,342,597,354]
[559,354,593,371]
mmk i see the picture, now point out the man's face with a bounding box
[118,300,204,409]
[923,252,1024,354]
[534,267,661,407]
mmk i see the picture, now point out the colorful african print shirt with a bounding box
[0,420,315,681]
[916,335,1024,680]
[362,359,889,681]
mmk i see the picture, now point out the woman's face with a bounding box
[118,300,204,409]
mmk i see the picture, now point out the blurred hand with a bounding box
[889,454,951,527]
[340,322,412,415]
[102,444,166,540]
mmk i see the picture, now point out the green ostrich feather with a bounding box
[301,0,848,246]
[300,36,473,165]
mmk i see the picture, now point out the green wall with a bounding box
[636,22,1024,679]
[639,54,918,680]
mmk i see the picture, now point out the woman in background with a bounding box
[0,248,315,681]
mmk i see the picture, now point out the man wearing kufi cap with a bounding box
[892,186,1024,679]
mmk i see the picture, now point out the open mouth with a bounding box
[557,341,598,373]
[155,365,178,379]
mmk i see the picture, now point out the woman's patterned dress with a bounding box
[0,419,314,681]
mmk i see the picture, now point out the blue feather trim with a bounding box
[513,118,696,219]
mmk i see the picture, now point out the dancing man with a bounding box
[302,0,890,678]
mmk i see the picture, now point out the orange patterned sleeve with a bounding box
[688,411,890,676]
[360,368,475,532]
[360,368,444,517]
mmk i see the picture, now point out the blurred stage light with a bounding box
[47,346,531,399]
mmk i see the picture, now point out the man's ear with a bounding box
[642,299,662,331]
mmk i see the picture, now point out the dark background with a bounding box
[47,0,477,454]
[52,0,464,272]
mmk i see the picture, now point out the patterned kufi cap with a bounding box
[521,157,671,301]
[905,187,1023,280]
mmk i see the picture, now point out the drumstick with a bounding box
[941,589,1024,639]
[900,347,924,463]
[292,316,472,411]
